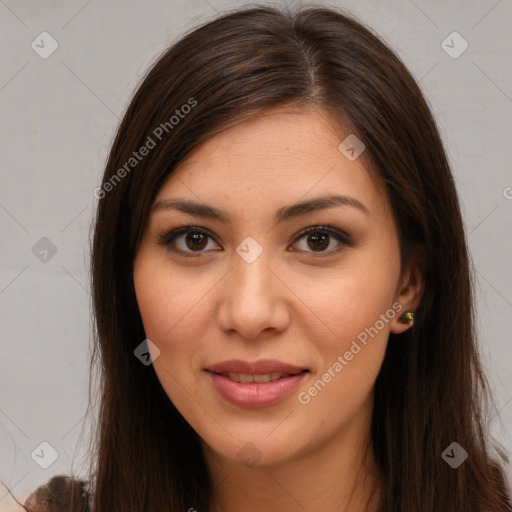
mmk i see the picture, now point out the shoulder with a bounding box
[23,475,91,512]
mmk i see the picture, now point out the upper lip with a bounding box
[205,359,308,375]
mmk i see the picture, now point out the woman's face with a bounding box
[133,107,420,468]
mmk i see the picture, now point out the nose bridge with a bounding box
[230,241,276,309]
[217,239,288,338]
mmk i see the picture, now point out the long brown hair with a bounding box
[16,4,512,511]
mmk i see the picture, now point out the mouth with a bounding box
[204,359,310,407]
[211,370,308,383]
[205,358,309,375]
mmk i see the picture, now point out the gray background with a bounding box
[1,0,511,508]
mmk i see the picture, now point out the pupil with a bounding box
[186,232,207,250]
[309,232,328,251]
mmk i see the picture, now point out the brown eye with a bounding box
[184,231,208,251]
[306,231,329,251]
[157,226,220,257]
[290,226,352,255]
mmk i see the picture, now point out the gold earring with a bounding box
[399,311,415,327]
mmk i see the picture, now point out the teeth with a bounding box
[221,372,289,383]
[239,373,253,384]
[253,373,271,383]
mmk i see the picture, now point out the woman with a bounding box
[17,4,511,511]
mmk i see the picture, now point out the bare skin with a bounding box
[133,106,423,512]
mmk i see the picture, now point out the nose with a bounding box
[216,249,290,340]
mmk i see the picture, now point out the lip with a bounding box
[205,359,307,375]
[206,371,308,407]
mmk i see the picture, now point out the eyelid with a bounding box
[292,225,352,246]
[156,223,353,257]
[156,224,218,250]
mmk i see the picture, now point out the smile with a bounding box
[205,369,309,408]
[216,371,301,383]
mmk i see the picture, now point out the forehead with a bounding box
[153,108,387,219]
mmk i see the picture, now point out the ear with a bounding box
[390,260,424,334]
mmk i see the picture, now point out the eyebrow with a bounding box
[151,194,370,224]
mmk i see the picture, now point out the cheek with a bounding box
[297,245,401,413]
[307,254,400,353]
[134,259,223,382]
[308,280,393,394]
[134,265,212,413]
[295,274,396,422]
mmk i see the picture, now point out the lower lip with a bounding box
[206,371,308,408]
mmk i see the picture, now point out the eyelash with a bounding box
[156,223,353,258]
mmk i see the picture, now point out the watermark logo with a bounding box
[134,339,161,366]
[236,236,263,264]
[32,237,58,263]
[31,441,59,469]
[236,442,263,467]
[338,134,365,161]
[31,32,59,59]
[441,442,468,468]
[441,32,468,59]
